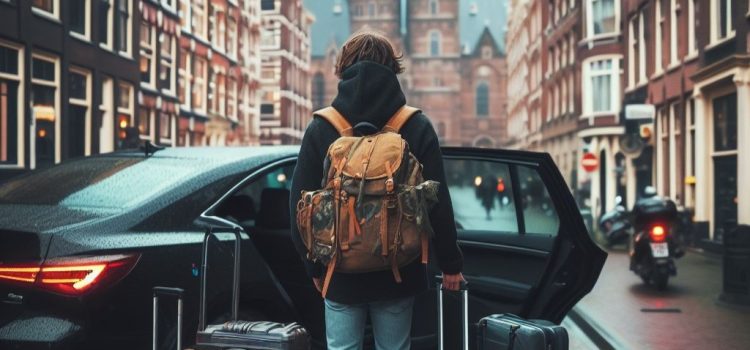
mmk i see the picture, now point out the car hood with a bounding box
[0,204,109,264]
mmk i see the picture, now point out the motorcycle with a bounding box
[628,192,685,290]
[598,196,633,247]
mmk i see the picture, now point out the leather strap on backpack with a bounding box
[383,105,421,133]
[314,107,354,137]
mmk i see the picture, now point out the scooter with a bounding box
[628,190,684,290]
[598,196,633,247]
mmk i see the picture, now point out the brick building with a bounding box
[0,0,140,182]
[177,0,263,147]
[308,0,508,147]
[505,0,749,243]
[259,0,314,145]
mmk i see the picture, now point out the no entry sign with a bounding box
[582,152,599,173]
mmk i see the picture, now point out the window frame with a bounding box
[653,0,663,76]
[192,56,207,114]
[429,30,441,57]
[709,0,734,44]
[669,0,679,66]
[192,0,208,40]
[476,81,489,117]
[117,82,134,141]
[69,0,91,42]
[585,0,620,39]
[178,48,191,109]
[32,0,60,21]
[139,18,156,89]
[687,0,697,57]
[31,52,61,167]
[160,33,176,95]
[116,0,133,58]
[0,40,25,169]
[68,66,92,156]
[99,0,115,50]
[582,55,621,117]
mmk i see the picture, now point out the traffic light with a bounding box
[118,114,129,140]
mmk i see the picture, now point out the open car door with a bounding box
[412,147,606,348]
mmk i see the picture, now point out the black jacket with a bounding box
[289,61,463,304]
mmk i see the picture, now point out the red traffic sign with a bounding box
[582,153,599,173]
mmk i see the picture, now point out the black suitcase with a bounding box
[194,226,310,350]
[477,314,568,350]
[437,280,469,350]
[152,286,185,350]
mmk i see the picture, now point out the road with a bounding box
[569,248,750,349]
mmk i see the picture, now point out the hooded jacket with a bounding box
[289,61,463,304]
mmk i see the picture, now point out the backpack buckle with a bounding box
[385,178,394,193]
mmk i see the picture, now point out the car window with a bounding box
[517,165,560,235]
[444,159,519,234]
[216,164,295,226]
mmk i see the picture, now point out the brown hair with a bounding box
[335,31,404,78]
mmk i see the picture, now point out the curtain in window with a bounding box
[590,60,612,112]
[592,0,615,34]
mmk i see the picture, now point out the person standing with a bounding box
[289,31,464,350]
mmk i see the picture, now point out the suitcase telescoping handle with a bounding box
[152,286,185,350]
[198,226,243,331]
[437,279,469,350]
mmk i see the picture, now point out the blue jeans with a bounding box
[324,296,415,350]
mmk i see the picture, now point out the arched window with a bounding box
[312,72,325,110]
[430,0,439,15]
[476,82,489,117]
[429,31,441,56]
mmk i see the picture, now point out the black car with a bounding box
[0,146,606,349]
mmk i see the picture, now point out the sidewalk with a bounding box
[569,249,750,349]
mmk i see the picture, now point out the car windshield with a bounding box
[0,156,196,209]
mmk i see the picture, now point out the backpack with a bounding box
[295,105,440,297]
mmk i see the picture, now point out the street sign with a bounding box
[625,104,655,120]
[582,152,598,173]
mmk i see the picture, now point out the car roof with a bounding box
[107,145,300,163]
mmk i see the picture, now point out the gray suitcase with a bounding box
[478,314,569,350]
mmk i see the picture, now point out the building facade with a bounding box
[309,0,508,147]
[259,0,314,145]
[177,0,262,147]
[0,0,140,182]
[505,0,748,243]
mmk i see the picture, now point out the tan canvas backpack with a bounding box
[296,105,439,297]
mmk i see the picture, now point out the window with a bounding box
[517,165,560,235]
[687,0,697,55]
[430,0,439,15]
[429,31,441,56]
[589,0,616,35]
[137,107,152,139]
[178,49,190,108]
[159,112,173,143]
[367,2,375,17]
[638,11,647,83]
[669,0,679,65]
[32,54,59,167]
[160,33,176,93]
[261,0,274,11]
[217,74,226,115]
[32,0,58,19]
[179,0,191,31]
[628,17,636,87]
[192,0,207,39]
[99,0,114,49]
[227,16,237,59]
[139,19,155,87]
[117,0,132,56]
[192,57,207,113]
[445,159,519,233]
[312,72,325,110]
[68,68,90,158]
[117,83,134,144]
[710,0,733,42]
[654,0,663,74]
[583,57,619,114]
[713,93,737,152]
[261,23,281,48]
[476,82,489,117]
[211,8,226,51]
[0,43,22,166]
[228,77,237,121]
[69,0,90,40]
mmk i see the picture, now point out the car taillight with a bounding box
[0,254,139,296]
[650,225,666,242]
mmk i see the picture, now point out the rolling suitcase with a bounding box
[194,226,310,350]
[477,313,569,350]
[437,280,470,350]
[152,286,185,350]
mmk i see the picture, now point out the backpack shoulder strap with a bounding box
[314,107,354,137]
[382,105,421,133]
